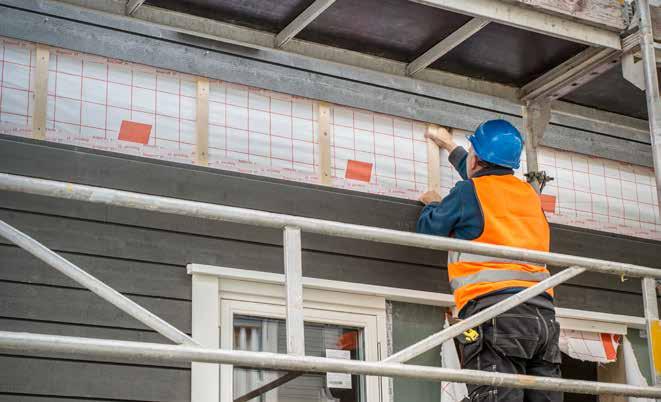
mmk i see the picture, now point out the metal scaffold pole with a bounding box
[637,0,661,388]
[638,0,661,217]
[1,331,661,398]
[1,173,661,398]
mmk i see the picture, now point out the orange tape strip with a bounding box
[600,333,617,361]
[345,160,373,182]
[118,120,152,144]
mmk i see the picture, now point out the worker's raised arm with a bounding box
[448,147,469,181]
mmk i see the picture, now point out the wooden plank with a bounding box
[195,78,209,167]
[31,46,49,140]
[502,0,626,30]
[0,281,191,332]
[426,124,442,193]
[318,102,332,185]
[0,355,190,402]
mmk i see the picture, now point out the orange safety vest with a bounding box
[448,174,552,312]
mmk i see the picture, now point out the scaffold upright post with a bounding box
[637,0,661,217]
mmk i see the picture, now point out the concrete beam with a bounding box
[275,0,335,48]
[406,17,490,76]
[411,0,622,49]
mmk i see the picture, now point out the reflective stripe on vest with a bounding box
[448,251,547,268]
[449,269,550,291]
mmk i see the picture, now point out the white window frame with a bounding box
[189,264,396,402]
[221,299,381,402]
[188,263,647,402]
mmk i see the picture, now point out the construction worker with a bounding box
[418,120,561,402]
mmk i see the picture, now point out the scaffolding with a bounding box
[0,0,660,400]
[0,172,659,399]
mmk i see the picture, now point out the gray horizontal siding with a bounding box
[0,135,659,401]
[0,355,189,402]
[0,396,130,402]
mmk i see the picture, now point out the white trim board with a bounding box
[188,264,455,307]
[187,264,646,331]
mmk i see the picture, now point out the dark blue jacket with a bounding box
[416,146,514,240]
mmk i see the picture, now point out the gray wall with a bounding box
[0,135,660,402]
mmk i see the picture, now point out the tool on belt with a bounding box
[447,315,480,345]
[457,328,480,345]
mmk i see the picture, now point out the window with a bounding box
[189,265,391,402]
[230,313,366,402]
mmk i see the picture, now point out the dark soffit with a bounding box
[296,0,473,62]
[145,0,315,33]
[430,22,588,87]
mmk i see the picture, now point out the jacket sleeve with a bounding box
[449,146,469,180]
[416,181,471,236]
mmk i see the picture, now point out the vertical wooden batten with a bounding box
[318,102,332,185]
[32,46,50,140]
[196,78,210,167]
[426,124,444,193]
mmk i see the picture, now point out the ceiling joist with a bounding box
[275,0,336,48]
[125,0,145,16]
[406,17,490,76]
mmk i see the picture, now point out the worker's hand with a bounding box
[419,190,442,205]
[425,126,457,153]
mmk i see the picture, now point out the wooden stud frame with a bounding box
[318,102,332,185]
[196,78,210,166]
[426,124,443,193]
[32,46,50,140]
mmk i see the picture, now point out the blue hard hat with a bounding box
[468,119,523,169]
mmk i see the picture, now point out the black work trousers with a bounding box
[458,300,563,402]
